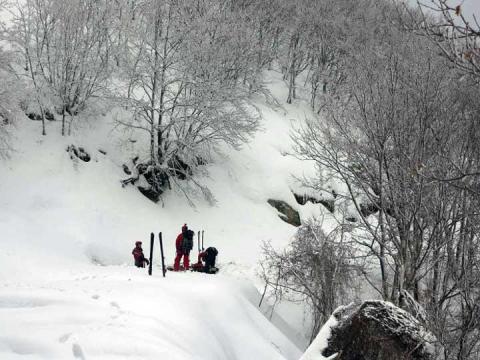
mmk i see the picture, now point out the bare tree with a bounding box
[115,0,259,202]
[4,0,113,135]
[417,0,480,78]
[0,49,19,157]
[277,0,312,104]
[291,5,480,355]
[260,220,362,343]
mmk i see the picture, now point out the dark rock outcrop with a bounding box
[360,203,379,217]
[321,301,437,360]
[167,155,192,180]
[121,160,170,203]
[27,110,55,121]
[267,199,301,227]
[292,192,335,213]
[122,164,132,175]
[137,186,161,203]
[121,154,208,202]
[67,145,91,162]
[291,190,384,220]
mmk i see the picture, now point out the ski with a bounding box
[197,230,200,252]
[166,265,185,271]
[159,232,166,277]
[148,232,154,276]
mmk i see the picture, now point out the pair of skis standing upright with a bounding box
[147,232,165,277]
[147,230,206,276]
[197,230,205,254]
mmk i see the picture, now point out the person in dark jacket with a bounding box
[132,241,149,268]
[195,247,218,273]
[173,224,193,271]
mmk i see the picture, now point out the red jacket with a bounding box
[132,247,144,260]
[132,246,149,267]
[176,233,184,253]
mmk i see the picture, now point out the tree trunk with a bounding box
[157,4,172,165]
[25,47,46,136]
[62,106,66,137]
[151,5,161,164]
[287,33,299,104]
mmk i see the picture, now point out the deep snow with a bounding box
[1,267,301,360]
[0,71,335,359]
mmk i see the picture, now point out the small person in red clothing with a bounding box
[173,224,194,271]
[132,241,149,268]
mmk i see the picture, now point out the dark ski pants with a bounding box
[135,259,147,268]
[174,251,190,271]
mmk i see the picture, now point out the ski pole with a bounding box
[159,232,166,277]
[148,232,154,276]
[197,231,200,252]
[201,230,204,250]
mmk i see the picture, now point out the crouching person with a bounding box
[194,247,218,274]
[132,241,149,268]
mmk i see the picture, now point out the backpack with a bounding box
[205,247,218,267]
[182,229,194,252]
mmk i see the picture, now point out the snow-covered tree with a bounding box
[417,0,480,78]
[292,6,480,356]
[115,0,259,201]
[260,220,361,343]
[0,47,22,157]
[4,0,114,135]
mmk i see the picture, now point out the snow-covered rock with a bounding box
[299,305,349,360]
[303,301,439,360]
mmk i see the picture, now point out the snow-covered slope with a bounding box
[0,71,327,359]
[1,268,301,359]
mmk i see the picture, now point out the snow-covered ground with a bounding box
[1,267,301,359]
[0,71,332,359]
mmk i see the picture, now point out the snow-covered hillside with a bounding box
[1,268,301,359]
[0,72,329,359]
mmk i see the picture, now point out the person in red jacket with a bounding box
[132,241,149,268]
[174,224,192,271]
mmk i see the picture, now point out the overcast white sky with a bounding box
[447,0,479,20]
[410,0,480,23]
[454,0,480,17]
[462,2,479,24]
[1,1,479,28]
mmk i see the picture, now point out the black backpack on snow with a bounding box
[182,229,194,252]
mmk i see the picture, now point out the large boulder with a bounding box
[267,199,301,227]
[301,301,439,360]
